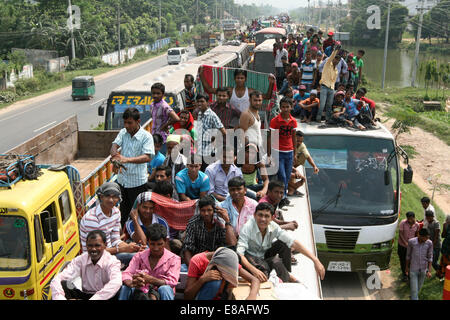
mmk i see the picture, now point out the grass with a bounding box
[389,176,447,300]
[400,145,418,159]
[0,47,170,110]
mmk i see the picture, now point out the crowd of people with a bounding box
[50,61,326,300]
[273,28,377,130]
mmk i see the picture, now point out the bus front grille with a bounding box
[325,231,360,251]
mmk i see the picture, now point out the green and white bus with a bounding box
[298,122,413,272]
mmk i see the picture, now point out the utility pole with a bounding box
[196,0,199,25]
[318,0,322,29]
[117,2,121,64]
[159,0,162,39]
[67,0,76,60]
[411,0,425,87]
[381,0,391,89]
[308,0,311,25]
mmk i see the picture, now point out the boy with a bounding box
[147,134,166,188]
[298,89,320,123]
[211,87,241,130]
[299,50,316,92]
[291,85,310,117]
[353,50,365,91]
[343,90,365,130]
[175,155,210,201]
[182,74,197,112]
[328,91,347,125]
[269,97,297,209]
[151,82,180,148]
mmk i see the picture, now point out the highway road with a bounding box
[0,47,197,153]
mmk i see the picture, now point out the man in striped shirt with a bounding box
[111,107,155,227]
[299,50,316,92]
[79,182,143,268]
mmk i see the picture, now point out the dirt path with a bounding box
[378,103,450,214]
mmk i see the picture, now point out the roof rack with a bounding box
[0,154,36,188]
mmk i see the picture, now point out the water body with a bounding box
[344,46,449,88]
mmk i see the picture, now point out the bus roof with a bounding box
[297,122,395,141]
[255,27,286,35]
[209,42,248,54]
[254,39,277,52]
[110,63,200,94]
[187,51,237,67]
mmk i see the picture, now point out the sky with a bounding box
[234,0,348,11]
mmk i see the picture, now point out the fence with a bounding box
[101,37,171,66]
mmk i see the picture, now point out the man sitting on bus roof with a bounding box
[237,202,325,284]
[210,87,241,130]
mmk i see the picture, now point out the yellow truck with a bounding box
[0,115,138,300]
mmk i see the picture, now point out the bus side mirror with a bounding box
[43,217,59,243]
[403,165,413,184]
[98,105,104,116]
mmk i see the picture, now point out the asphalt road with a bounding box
[0,47,196,153]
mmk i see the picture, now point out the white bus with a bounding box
[298,122,413,272]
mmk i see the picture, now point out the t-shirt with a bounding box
[300,60,316,84]
[344,99,360,118]
[148,151,165,175]
[270,114,298,152]
[124,213,170,240]
[332,99,345,113]
[427,220,441,249]
[353,57,364,77]
[300,97,320,107]
[175,168,210,200]
[293,92,310,104]
[294,142,311,167]
[275,48,288,68]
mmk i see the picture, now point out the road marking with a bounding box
[33,121,56,133]
[90,98,105,106]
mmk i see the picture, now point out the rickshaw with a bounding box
[71,76,95,100]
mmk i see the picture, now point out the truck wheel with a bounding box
[72,97,76,101]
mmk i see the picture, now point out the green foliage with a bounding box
[0,90,17,103]
[66,57,109,71]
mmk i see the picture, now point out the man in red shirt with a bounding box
[354,88,377,118]
[269,97,297,209]
[323,31,335,52]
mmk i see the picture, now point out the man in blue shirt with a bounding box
[292,85,310,117]
[147,134,165,188]
[342,90,365,130]
[175,157,210,202]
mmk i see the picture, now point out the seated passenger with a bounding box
[237,203,326,283]
[298,89,320,123]
[210,87,241,130]
[184,247,260,300]
[205,146,243,202]
[182,196,237,266]
[240,143,269,200]
[169,110,197,140]
[163,134,187,187]
[354,88,376,119]
[175,155,210,201]
[147,134,165,188]
[327,90,349,126]
[291,85,310,117]
[51,230,122,300]
[219,177,258,236]
[343,89,366,130]
[119,224,181,300]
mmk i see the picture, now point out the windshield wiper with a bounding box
[313,183,344,217]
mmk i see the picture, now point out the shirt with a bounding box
[275,48,288,68]
[398,219,420,248]
[51,251,122,300]
[344,98,360,118]
[426,220,441,249]
[294,142,311,167]
[406,237,433,272]
[211,101,241,129]
[219,196,258,235]
[319,57,347,84]
[79,204,122,252]
[151,99,174,142]
[319,49,339,89]
[122,248,181,293]
[237,217,295,259]
[182,214,226,256]
[205,161,243,197]
[197,108,224,157]
[175,168,210,200]
[124,213,170,240]
[113,127,155,188]
[182,87,197,111]
[353,56,364,77]
[300,59,316,84]
[293,92,310,104]
[148,151,165,175]
[332,98,345,113]
[270,113,297,152]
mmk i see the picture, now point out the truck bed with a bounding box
[71,158,107,180]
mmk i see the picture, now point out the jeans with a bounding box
[317,84,335,122]
[397,245,408,276]
[276,67,285,90]
[433,247,441,271]
[409,271,426,300]
[274,150,294,198]
[279,79,289,95]
[196,280,222,300]
[116,252,136,269]
[118,285,174,300]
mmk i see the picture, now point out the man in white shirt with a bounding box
[274,42,288,90]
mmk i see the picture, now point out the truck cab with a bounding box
[0,166,81,300]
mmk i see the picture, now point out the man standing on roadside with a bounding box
[398,211,420,281]
[111,107,155,227]
[315,44,342,123]
[406,228,433,300]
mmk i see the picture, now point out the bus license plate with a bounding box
[327,261,351,272]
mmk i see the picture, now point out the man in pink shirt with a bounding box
[398,211,420,281]
[50,230,122,300]
[119,224,181,300]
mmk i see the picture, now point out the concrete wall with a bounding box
[46,56,69,73]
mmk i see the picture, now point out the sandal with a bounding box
[291,255,298,265]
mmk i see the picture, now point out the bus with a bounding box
[254,27,286,46]
[298,122,413,272]
[98,63,201,130]
[208,42,251,69]
[251,39,276,75]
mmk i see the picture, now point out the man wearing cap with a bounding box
[79,182,143,268]
[323,31,335,54]
[328,90,348,125]
[315,44,342,123]
[111,107,155,227]
[292,85,310,117]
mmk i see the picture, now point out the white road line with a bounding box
[33,121,56,133]
[90,98,105,106]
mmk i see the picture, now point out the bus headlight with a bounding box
[372,241,392,250]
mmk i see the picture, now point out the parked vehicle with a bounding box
[71,76,95,101]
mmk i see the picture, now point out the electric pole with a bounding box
[117,2,121,64]
[318,0,322,29]
[381,0,391,89]
[411,0,425,87]
[159,0,162,39]
[67,0,76,60]
[308,0,311,25]
[196,0,199,25]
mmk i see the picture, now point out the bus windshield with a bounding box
[0,216,30,271]
[304,135,399,217]
[105,93,177,130]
